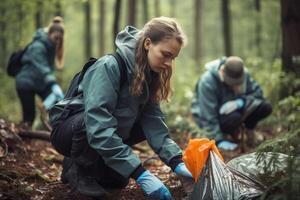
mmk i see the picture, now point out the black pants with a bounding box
[219,101,272,135]
[17,87,51,124]
[51,112,146,189]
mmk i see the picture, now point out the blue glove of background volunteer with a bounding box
[43,84,64,110]
[51,83,64,99]
[219,98,244,115]
[174,163,193,179]
[217,140,238,150]
[136,170,172,200]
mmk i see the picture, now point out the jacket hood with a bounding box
[115,26,140,79]
[204,58,225,81]
[32,28,53,49]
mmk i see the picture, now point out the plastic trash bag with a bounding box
[183,139,265,200]
[227,152,289,179]
[183,138,223,182]
[191,151,265,200]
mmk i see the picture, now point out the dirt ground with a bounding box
[0,119,274,200]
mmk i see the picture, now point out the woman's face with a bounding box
[145,37,181,73]
[49,31,63,47]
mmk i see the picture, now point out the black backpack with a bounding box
[49,52,126,129]
[6,44,31,77]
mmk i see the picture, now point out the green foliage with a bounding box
[275,92,300,130]
[0,70,21,122]
[280,72,300,99]
[256,129,300,200]
[255,92,300,200]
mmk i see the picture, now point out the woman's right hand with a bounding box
[136,170,173,200]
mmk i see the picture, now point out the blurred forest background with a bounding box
[0,0,299,137]
[0,0,299,199]
[1,0,300,135]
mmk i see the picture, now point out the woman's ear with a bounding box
[144,38,151,50]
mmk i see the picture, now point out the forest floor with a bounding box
[0,118,275,200]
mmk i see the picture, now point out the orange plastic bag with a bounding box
[182,138,223,182]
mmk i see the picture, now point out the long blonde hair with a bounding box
[47,16,65,70]
[131,16,187,102]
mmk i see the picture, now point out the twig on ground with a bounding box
[19,130,51,141]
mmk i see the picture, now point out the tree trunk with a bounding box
[221,0,232,56]
[55,0,63,17]
[143,0,149,23]
[84,0,92,59]
[0,4,6,69]
[128,0,137,27]
[255,0,262,57]
[17,2,24,46]
[280,0,300,97]
[281,0,300,75]
[35,0,43,29]
[170,0,176,17]
[154,0,161,17]
[99,0,105,57]
[113,0,122,49]
[194,0,202,65]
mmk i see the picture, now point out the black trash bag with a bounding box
[191,151,265,200]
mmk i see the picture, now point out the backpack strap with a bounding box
[110,52,127,87]
[78,57,98,85]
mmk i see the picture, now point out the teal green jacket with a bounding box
[16,29,56,92]
[191,58,264,141]
[78,26,182,178]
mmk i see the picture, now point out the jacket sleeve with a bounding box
[139,102,183,166]
[23,42,56,85]
[244,74,264,101]
[241,73,265,117]
[81,56,141,178]
[197,76,223,141]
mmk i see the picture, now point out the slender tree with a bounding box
[113,0,122,49]
[154,0,161,17]
[84,0,92,59]
[17,1,24,46]
[99,0,105,56]
[143,0,149,23]
[128,0,137,27]
[280,0,300,97]
[35,0,43,29]
[255,0,262,57]
[0,3,7,68]
[170,0,176,17]
[194,0,202,65]
[221,0,232,56]
[55,0,63,17]
[281,0,300,76]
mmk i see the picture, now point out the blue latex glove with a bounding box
[43,93,57,110]
[219,98,244,115]
[43,84,64,110]
[51,84,64,99]
[136,170,172,200]
[174,163,193,179]
[217,140,238,150]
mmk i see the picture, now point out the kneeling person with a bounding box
[191,56,272,150]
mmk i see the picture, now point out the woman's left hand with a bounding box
[174,163,194,196]
[174,163,193,179]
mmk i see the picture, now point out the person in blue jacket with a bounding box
[191,56,272,150]
[15,18,65,128]
[51,17,193,199]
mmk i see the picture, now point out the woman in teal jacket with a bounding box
[16,20,64,127]
[51,17,193,199]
